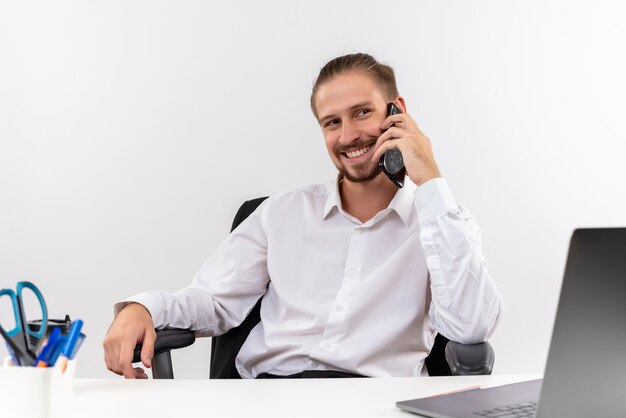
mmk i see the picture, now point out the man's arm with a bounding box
[416,178,503,343]
[372,109,502,342]
[102,200,271,378]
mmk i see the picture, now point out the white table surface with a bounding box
[69,374,541,418]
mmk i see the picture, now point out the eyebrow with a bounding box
[318,101,374,125]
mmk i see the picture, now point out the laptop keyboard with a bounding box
[473,401,537,417]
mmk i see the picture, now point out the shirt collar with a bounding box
[388,178,415,226]
[322,174,343,220]
[322,175,415,226]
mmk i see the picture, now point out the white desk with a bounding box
[70,374,540,418]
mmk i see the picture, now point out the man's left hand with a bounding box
[371,112,441,186]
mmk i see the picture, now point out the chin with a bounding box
[342,167,382,184]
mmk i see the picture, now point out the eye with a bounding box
[323,119,340,128]
[356,109,370,118]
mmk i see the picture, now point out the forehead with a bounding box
[315,71,387,118]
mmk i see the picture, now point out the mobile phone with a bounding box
[378,103,405,188]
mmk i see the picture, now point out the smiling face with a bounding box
[315,71,390,184]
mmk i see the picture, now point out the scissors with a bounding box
[0,281,48,366]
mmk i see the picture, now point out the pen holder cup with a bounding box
[0,358,76,418]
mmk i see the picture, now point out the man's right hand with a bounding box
[103,302,156,379]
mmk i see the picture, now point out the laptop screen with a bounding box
[537,228,626,417]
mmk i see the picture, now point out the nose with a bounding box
[339,119,360,145]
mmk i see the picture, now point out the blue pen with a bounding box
[58,319,83,373]
[35,327,62,367]
[48,333,84,366]
[69,333,86,359]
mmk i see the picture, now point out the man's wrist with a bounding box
[409,165,442,186]
[124,302,152,317]
[114,301,151,318]
[416,172,441,187]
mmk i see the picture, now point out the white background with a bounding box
[1,1,625,378]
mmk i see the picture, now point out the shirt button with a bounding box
[310,360,319,368]
[336,305,344,312]
[347,269,356,276]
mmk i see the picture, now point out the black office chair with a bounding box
[133,197,495,378]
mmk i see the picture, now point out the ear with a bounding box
[394,97,407,113]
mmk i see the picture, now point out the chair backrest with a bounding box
[209,197,452,378]
[209,197,268,379]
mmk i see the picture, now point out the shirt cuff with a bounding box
[113,292,164,327]
[414,177,458,223]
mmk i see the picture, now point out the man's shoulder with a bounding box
[269,181,332,204]
[263,181,334,214]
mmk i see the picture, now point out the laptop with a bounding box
[397,228,626,418]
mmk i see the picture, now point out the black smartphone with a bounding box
[378,103,405,188]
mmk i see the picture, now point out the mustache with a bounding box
[334,138,378,154]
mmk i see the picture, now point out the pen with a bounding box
[57,319,83,373]
[69,333,86,359]
[35,327,62,367]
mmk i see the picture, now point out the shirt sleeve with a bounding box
[415,178,504,344]
[113,200,271,337]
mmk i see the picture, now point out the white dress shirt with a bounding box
[116,177,503,378]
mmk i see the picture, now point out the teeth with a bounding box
[346,145,373,159]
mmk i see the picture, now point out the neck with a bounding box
[339,173,398,223]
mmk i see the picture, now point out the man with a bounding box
[103,53,503,379]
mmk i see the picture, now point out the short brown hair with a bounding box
[310,53,399,119]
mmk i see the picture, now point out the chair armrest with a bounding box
[444,341,495,375]
[133,328,196,379]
